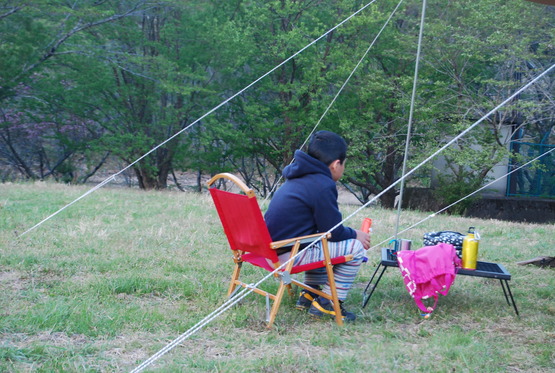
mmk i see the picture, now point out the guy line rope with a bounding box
[263,0,406,204]
[17,0,381,238]
[131,64,555,372]
[394,0,427,240]
[8,0,552,369]
[132,2,408,370]
[336,62,555,237]
[137,1,407,370]
[373,146,555,250]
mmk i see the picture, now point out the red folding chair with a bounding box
[208,173,354,327]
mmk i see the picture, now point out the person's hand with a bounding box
[355,229,371,250]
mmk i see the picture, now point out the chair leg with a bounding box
[267,281,288,328]
[321,239,344,326]
[286,284,294,297]
[227,262,242,297]
[326,282,342,326]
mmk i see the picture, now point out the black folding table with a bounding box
[361,247,519,316]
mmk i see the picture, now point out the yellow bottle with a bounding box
[462,227,479,270]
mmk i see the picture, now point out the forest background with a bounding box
[1,0,554,209]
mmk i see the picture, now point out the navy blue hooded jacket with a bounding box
[264,150,356,247]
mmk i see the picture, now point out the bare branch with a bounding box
[0,4,26,21]
[18,1,148,79]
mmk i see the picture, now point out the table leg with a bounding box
[499,279,519,316]
[362,264,388,309]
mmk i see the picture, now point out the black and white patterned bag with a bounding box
[423,231,464,254]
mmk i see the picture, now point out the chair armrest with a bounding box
[270,233,331,250]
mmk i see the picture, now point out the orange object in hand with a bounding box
[361,218,372,233]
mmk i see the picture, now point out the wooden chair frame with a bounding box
[208,173,353,327]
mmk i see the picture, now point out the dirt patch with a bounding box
[0,271,26,292]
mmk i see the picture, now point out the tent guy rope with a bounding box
[335,62,555,244]
[393,0,427,240]
[372,146,555,251]
[130,62,555,372]
[17,0,381,238]
[263,0,406,205]
[7,0,552,369]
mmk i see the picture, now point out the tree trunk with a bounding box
[380,189,398,209]
[134,164,169,190]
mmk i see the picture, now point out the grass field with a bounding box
[1,182,554,372]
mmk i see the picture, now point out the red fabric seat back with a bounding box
[209,188,279,264]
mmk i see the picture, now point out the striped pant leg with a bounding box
[294,239,365,300]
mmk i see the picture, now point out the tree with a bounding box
[0,0,148,181]
[330,0,426,207]
[0,0,552,202]
[215,0,392,196]
[416,0,555,207]
[340,0,555,208]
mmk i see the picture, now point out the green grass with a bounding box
[1,181,554,372]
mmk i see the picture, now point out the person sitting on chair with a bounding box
[264,130,371,321]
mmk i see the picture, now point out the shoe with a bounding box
[296,289,318,311]
[308,296,356,322]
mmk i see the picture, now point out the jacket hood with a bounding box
[283,150,332,180]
